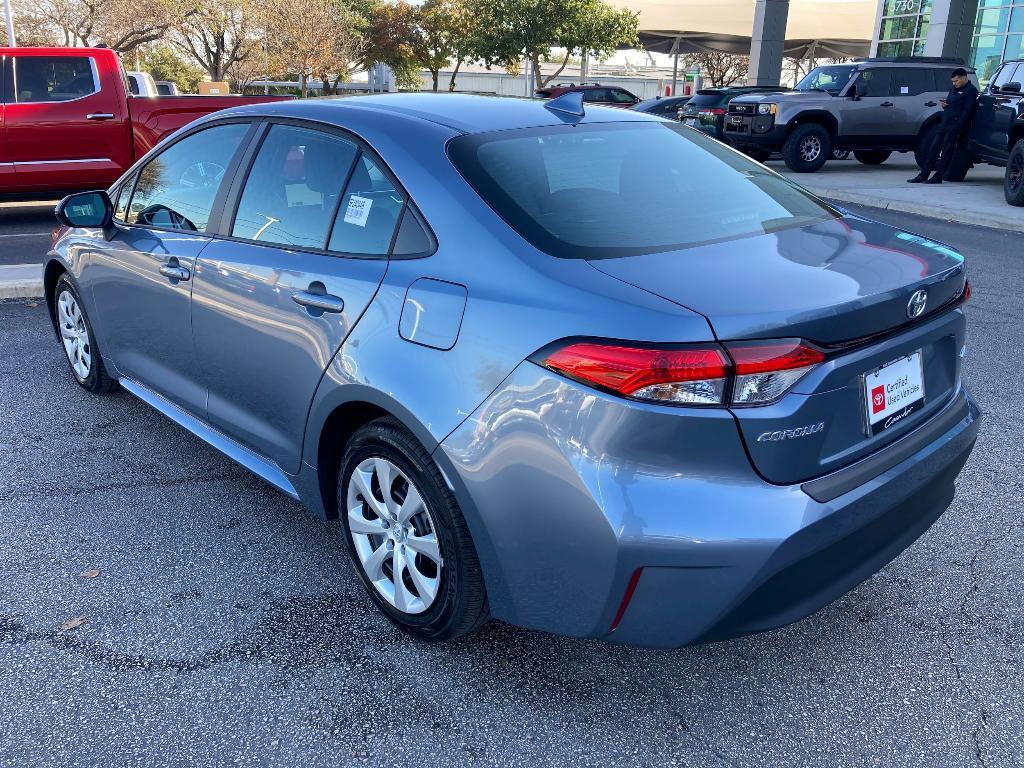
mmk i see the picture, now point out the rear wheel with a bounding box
[854,150,891,165]
[915,124,941,170]
[339,417,488,641]
[782,124,832,173]
[53,274,117,394]
[1006,142,1024,206]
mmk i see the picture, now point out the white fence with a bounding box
[416,70,685,99]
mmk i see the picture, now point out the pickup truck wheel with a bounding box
[915,124,941,169]
[783,124,832,173]
[1006,142,1024,206]
[854,150,891,165]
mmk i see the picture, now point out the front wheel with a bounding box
[782,124,832,172]
[339,417,488,641]
[1006,142,1024,206]
[53,274,117,394]
[854,150,892,165]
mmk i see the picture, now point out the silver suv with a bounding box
[725,57,977,173]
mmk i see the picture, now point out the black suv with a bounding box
[725,58,976,172]
[681,86,791,153]
[964,59,1024,205]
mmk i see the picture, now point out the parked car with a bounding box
[0,46,288,197]
[957,59,1024,204]
[535,82,640,107]
[681,86,793,156]
[45,94,978,648]
[155,80,180,96]
[631,95,690,118]
[125,70,159,97]
[725,57,977,172]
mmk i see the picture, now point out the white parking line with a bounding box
[0,231,52,239]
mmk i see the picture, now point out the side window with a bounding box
[113,174,137,221]
[14,56,97,102]
[392,207,433,256]
[893,69,931,97]
[933,69,954,92]
[857,69,895,98]
[328,154,404,255]
[128,122,249,232]
[993,64,1021,90]
[232,124,358,248]
[582,89,610,102]
[610,89,638,104]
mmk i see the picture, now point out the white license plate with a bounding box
[863,352,925,435]
[684,118,698,127]
[729,116,744,125]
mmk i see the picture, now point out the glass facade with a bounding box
[876,0,934,57]
[970,1,1024,86]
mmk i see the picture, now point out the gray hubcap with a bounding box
[57,290,91,380]
[800,136,822,163]
[346,457,443,615]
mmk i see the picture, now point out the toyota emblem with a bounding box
[907,289,928,319]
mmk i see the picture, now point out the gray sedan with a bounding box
[45,93,979,647]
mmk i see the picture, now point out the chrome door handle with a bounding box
[292,290,344,313]
[924,101,938,107]
[880,102,895,107]
[159,264,191,281]
[86,113,115,120]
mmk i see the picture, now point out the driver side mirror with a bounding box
[55,191,113,230]
[1002,81,1022,94]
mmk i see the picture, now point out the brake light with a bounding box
[541,342,730,405]
[726,340,825,405]
[698,108,727,117]
[537,338,825,408]
[963,279,972,303]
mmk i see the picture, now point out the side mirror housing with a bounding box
[55,191,113,229]
[1002,81,1022,94]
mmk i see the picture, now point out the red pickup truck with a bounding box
[1,46,288,196]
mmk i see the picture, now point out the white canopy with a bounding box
[612,0,877,59]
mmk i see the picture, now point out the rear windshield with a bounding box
[685,92,727,107]
[447,122,836,259]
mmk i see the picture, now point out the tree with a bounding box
[140,45,204,92]
[173,0,258,83]
[363,1,423,90]
[416,0,475,92]
[468,0,637,90]
[18,0,180,54]
[683,51,748,87]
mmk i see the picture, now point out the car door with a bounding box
[0,56,13,189]
[4,51,132,192]
[892,67,938,144]
[87,120,254,415]
[190,121,404,474]
[977,63,1022,160]
[842,69,899,141]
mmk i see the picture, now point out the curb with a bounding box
[804,187,1024,233]
[0,264,44,299]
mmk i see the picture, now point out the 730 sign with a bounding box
[885,0,922,14]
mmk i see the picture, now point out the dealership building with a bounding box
[871,0,1024,83]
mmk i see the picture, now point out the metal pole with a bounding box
[670,38,680,96]
[3,0,14,47]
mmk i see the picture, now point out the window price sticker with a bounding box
[344,195,372,227]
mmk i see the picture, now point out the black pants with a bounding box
[921,128,967,177]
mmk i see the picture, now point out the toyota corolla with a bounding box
[44,93,979,646]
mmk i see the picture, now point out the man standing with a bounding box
[909,67,979,184]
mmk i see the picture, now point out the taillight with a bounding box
[541,342,730,405]
[536,338,825,408]
[698,108,726,117]
[725,340,825,405]
[962,279,972,303]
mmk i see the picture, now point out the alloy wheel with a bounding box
[1009,153,1024,192]
[57,290,91,380]
[346,457,444,615]
[800,136,822,163]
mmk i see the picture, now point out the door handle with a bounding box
[292,290,344,313]
[880,102,895,107]
[924,101,938,107]
[159,264,191,281]
[86,113,115,120]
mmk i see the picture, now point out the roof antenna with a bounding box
[544,91,585,118]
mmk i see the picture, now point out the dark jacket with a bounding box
[941,81,979,133]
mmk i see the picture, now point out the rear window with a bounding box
[448,122,836,259]
[685,92,726,108]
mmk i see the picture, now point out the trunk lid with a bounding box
[589,214,968,484]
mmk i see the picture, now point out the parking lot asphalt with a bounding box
[1,205,1022,768]
[0,201,56,266]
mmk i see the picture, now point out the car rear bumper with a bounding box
[437,363,980,648]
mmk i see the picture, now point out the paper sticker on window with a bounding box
[344,195,372,227]
[900,86,909,94]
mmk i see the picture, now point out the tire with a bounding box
[53,274,117,394]
[854,150,892,165]
[338,417,488,641]
[782,124,832,173]
[1006,141,1024,206]
[943,141,973,182]
[915,124,941,170]
[745,148,772,163]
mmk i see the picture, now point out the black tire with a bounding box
[854,150,892,165]
[745,148,772,163]
[53,274,117,394]
[782,124,832,173]
[1006,141,1024,206]
[915,124,941,170]
[338,417,488,641]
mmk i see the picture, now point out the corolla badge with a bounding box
[757,422,825,442]
[907,289,928,319]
